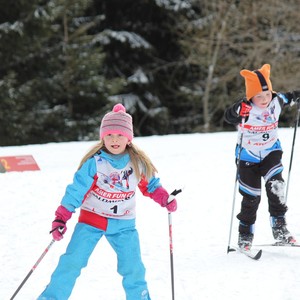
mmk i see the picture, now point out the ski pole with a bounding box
[227,117,245,253]
[10,239,56,300]
[167,188,182,300]
[285,100,300,202]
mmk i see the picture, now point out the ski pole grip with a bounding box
[168,188,182,204]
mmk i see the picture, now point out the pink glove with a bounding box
[50,205,72,241]
[151,187,177,213]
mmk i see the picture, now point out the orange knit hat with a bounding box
[240,64,273,100]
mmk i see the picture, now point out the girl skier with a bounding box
[38,103,177,300]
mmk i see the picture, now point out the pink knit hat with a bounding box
[100,103,133,141]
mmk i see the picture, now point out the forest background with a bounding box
[1,0,300,146]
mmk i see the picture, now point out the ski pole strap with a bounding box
[168,188,183,204]
[49,220,65,234]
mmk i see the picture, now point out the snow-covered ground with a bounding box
[1,128,300,300]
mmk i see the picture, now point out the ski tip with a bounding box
[255,249,263,260]
[234,247,263,260]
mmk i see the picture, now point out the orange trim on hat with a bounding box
[240,64,273,100]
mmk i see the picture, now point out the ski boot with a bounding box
[238,222,254,250]
[238,232,254,250]
[270,216,296,245]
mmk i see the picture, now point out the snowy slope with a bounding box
[1,128,300,300]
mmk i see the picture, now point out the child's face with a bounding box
[103,134,130,155]
[251,90,272,109]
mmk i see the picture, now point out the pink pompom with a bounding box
[113,103,126,113]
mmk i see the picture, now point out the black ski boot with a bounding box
[270,216,296,244]
[238,222,254,250]
[238,232,254,250]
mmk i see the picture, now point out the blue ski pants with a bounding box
[37,219,151,300]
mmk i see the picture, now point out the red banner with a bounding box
[0,155,40,172]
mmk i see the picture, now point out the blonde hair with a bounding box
[78,141,157,181]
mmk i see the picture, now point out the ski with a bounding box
[228,247,262,260]
[239,248,262,260]
[255,242,300,248]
